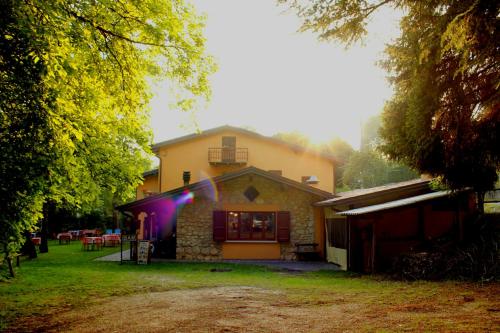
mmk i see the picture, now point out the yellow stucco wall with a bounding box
[156,129,335,193]
[222,243,281,259]
[136,174,159,200]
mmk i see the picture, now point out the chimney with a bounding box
[183,171,191,186]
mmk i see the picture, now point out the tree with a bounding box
[281,0,499,207]
[273,131,312,148]
[1,0,214,274]
[343,150,418,190]
[360,115,382,151]
[321,138,354,189]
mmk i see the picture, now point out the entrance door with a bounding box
[222,136,236,163]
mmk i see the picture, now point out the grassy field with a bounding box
[1,241,499,332]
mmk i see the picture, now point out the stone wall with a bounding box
[176,174,323,260]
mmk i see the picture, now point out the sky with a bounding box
[148,1,402,149]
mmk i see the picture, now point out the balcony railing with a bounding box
[208,147,248,165]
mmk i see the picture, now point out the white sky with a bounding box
[149,0,401,149]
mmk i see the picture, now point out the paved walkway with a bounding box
[96,250,340,272]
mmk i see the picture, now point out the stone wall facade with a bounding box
[176,174,323,260]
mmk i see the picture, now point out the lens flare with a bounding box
[176,190,194,205]
[198,170,219,202]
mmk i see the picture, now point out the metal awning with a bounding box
[337,190,451,216]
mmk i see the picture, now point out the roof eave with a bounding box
[314,180,430,207]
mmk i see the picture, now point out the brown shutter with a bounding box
[213,211,227,242]
[277,211,290,242]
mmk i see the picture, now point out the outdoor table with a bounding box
[69,230,81,239]
[57,232,72,245]
[31,237,41,246]
[102,234,121,247]
[82,236,102,251]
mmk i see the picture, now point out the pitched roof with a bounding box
[337,190,451,216]
[315,178,430,207]
[142,168,158,178]
[117,166,334,211]
[151,125,336,162]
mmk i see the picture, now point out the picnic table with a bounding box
[102,234,121,247]
[57,232,72,245]
[81,236,102,251]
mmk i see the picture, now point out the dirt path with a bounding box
[8,285,499,332]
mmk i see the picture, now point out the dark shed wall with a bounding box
[348,192,476,272]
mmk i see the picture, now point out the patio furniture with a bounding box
[57,232,72,245]
[69,230,81,239]
[102,234,121,247]
[82,236,102,251]
[31,237,41,246]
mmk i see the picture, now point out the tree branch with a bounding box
[64,7,183,52]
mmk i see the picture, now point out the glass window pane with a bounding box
[240,213,251,239]
[252,213,264,239]
[227,212,239,240]
[264,213,275,240]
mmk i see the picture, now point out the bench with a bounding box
[293,242,320,261]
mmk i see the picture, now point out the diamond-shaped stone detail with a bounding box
[244,186,259,202]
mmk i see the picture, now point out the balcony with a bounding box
[208,147,248,165]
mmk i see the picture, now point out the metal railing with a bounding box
[208,147,248,164]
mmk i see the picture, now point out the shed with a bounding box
[316,180,477,272]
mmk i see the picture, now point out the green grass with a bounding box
[0,241,497,331]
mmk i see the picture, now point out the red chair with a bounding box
[94,237,103,250]
[81,237,91,251]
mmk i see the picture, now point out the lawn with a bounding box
[1,241,499,332]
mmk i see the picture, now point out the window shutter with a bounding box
[213,211,227,242]
[277,211,290,242]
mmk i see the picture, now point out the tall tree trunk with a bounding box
[21,231,37,259]
[477,191,485,215]
[3,243,15,278]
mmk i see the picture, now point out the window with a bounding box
[226,211,276,241]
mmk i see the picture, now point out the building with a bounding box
[137,125,336,195]
[118,126,336,260]
[119,125,477,269]
[316,180,477,272]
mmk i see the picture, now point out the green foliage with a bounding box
[343,150,418,189]
[282,0,500,194]
[273,131,312,148]
[360,115,382,150]
[321,137,355,187]
[0,0,52,260]
[1,0,215,270]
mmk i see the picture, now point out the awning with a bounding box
[337,190,451,216]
